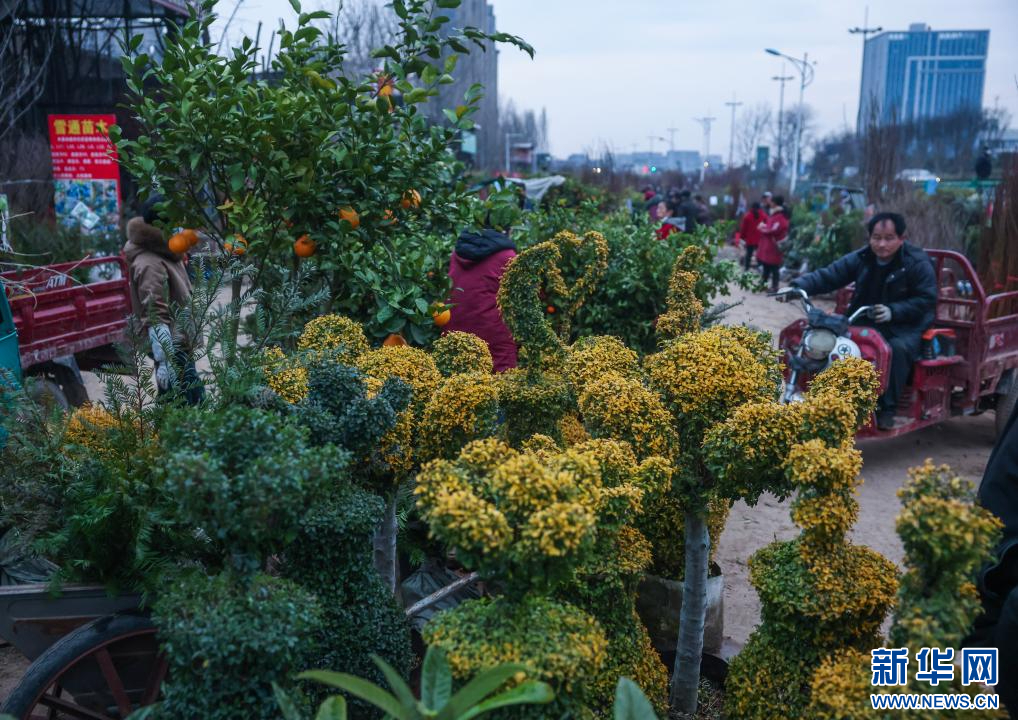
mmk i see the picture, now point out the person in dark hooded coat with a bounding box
[443,227,518,373]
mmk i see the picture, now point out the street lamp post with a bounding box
[765,48,815,194]
[504,132,525,175]
[724,93,743,169]
[693,116,716,183]
[771,68,793,171]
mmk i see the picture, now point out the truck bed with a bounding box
[1,256,132,369]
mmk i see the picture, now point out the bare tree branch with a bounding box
[0,1,57,144]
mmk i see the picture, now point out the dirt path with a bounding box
[715,283,999,649]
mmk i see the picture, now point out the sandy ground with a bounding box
[0,278,1002,701]
[715,283,999,651]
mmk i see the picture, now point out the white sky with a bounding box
[213,0,1018,158]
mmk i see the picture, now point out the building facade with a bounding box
[421,0,499,170]
[858,23,988,128]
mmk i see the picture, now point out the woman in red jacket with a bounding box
[756,196,789,293]
[737,202,765,271]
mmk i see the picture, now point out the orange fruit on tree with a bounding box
[294,234,317,258]
[338,206,360,229]
[432,307,451,327]
[382,333,407,347]
[382,209,398,225]
[225,234,247,256]
[179,229,200,247]
[546,305,556,314]
[168,233,190,254]
[400,189,421,210]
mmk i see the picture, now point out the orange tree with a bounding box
[112,0,531,343]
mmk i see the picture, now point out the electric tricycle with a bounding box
[777,250,1018,438]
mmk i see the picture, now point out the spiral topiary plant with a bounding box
[722,362,902,720]
[806,461,1004,720]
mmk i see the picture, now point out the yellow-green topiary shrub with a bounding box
[356,345,442,479]
[565,335,640,399]
[553,439,670,716]
[431,331,494,377]
[260,346,309,403]
[417,439,612,719]
[297,313,369,363]
[807,461,1005,720]
[724,361,901,720]
[418,372,500,463]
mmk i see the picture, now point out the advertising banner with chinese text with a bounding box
[48,114,121,236]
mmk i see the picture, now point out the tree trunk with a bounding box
[669,509,710,714]
[372,494,399,596]
[228,274,242,358]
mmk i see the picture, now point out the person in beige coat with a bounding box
[123,195,204,404]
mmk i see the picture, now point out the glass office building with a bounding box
[858,23,988,127]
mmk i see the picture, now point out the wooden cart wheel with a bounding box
[1,614,166,720]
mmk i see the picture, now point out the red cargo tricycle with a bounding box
[777,250,1018,438]
[1,256,132,407]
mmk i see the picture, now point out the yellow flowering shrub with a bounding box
[415,439,602,593]
[418,372,500,463]
[497,367,573,447]
[260,346,309,403]
[550,440,670,717]
[356,346,441,477]
[520,433,560,457]
[423,596,608,720]
[356,345,441,419]
[655,267,702,342]
[808,463,1005,720]
[63,403,156,470]
[297,313,369,363]
[893,461,1003,647]
[807,356,881,427]
[557,412,590,447]
[431,331,493,377]
[497,241,569,368]
[807,648,872,720]
[64,404,119,457]
[565,335,639,398]
[644,324,778,446]
[703,359,878,505]
[578,372,678,462]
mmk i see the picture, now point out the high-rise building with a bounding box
[421,0,499,170]
[857,23,988,128]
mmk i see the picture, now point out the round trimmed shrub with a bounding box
[154,571,322,720]
[432,331,494,376]
[160,406,344,571]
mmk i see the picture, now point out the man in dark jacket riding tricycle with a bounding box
[783,211,938,430]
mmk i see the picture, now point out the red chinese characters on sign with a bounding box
[48,114,119,181]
